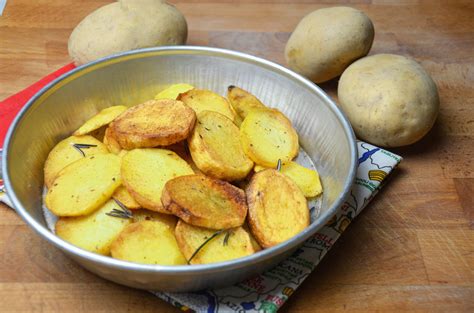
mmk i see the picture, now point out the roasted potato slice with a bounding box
[178,89,236,122]
[110,220,186,265]
[56,199,131,255]
[254,162,323,197]
[45,154,122,217]
[240,108,299,167]
[227,85,266,119]
[155,83,194,100]
[44,135,108,188]
[73,105,127,136]
[175,221,259,265]
[246,169,309,248]
[103,127,122,154]
[162,175,247,229]
[188,111,253,181]
[112,185,141,209]
[131,209,178,229]
[111,99,196,149]
[121,149,194,213]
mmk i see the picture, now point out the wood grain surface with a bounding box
[0,0,473,312]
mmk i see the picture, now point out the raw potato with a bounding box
[111,220,187,265]
[162,175,247,229]
[44,135,108,188]
[285,6,374,83]
[113,185,141,209]
[111,99,196,149]
[131,209,178,229]
[178,89,236,123]
[155,83,194,100]
[188,111,253,181]
[247,169,310,248]
[68,0,188,65]
[240,108,299,167]
[254,162,322,197]
[45,154,122,217]
[56,199,131,255]
[338,54,440,147]
[121,149,194,213]
[73,105,127,136]
[175,221,259,265]
[227,85,266,119]
[103,127,122,154]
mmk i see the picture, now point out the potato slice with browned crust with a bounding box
[45,154,122,217]
[110,99,196,149]
[227,86,266,120]
[240,108,299,167]
[44,135,109,188]
[73,105,128,136]
[121,149,194,213]
[111,220,186,265]
[56,199,131,255]
[175,220,259,265]
[112,185,141,209]
[103,127,122,154]
[155,83,194,100]
[131,209,178,229]
[246,169,309,248]
[178,89,236,122]
[188,111,253,181]
[162,174,247,229]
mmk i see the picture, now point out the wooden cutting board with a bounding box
[0,1,472,312]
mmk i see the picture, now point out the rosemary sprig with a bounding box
[187,229,232,264]
[72,143,98,157]
[223,230,232,246]
[276,159,282,172]
[106,198,133,219]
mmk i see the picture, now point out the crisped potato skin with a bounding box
[155,84,194,100]
[44,135,108,188]
[175,221,258,265]
[56,199,131,255]
[74,105,127,136]
[227,86,266,119]
[178,89,236,122]
[112,185,141,209]
[110,220,187,265]
[188,111,253,181]
[121,149,194,213]
[247,169,309,248]
[162,175,248,229]
[103,127,122,154]
[240,108,299,167]
[111,99,196,149]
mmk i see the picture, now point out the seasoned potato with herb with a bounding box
[246,169,309,248]
[178,89,236,123]
[111,220,186,265]
[175,221,259,265]
[162,175,247,229]
[227,86,266,120]
[121,149,194,213]
[111,99,196,149]
[112,185,141,209]
[73,105,127,136]
[56,199,131,255]
[44,135,108,188]
[103,127,122,154]
[45,154,122,217]
[155,83,194,100]
[240,108,299,167]
[254,162,322,197]
[188,111,253,181]
[131,209,178,229]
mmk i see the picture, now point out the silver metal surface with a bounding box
[2,46,357,292]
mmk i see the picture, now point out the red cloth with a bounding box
[0,63,77,148]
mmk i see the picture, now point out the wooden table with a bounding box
[0,1,472,312]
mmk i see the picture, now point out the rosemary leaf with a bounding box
[72,143,98,157]
[106,198,133,219]
[187,229,226,264]
[276,159,282,172]
[223,231,232,246]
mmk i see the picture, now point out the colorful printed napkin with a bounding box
[0,65,402,313]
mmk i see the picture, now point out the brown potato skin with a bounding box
[227,85,266,119]
[110,99,196,149]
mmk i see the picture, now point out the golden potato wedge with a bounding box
[73,105,128,136]
[111,99,196,149]
[178,89,236,122]
[155,83,194,100]
[175,221,258,265]
[162,175,247,229]
[111,220,186,265]
[246,169,309,248]
[188,111,253,181]
[45,154,122,217]
[103,127,122,154]
[227,85,266,119]
[113,185,141,209]
[44,135,108,188]
[240,108,299,167]
[56,199,131,255]
[254,162,322,197]
[131,209,178,229]
[121,149,194,213]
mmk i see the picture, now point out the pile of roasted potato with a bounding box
[44,84,323,265]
